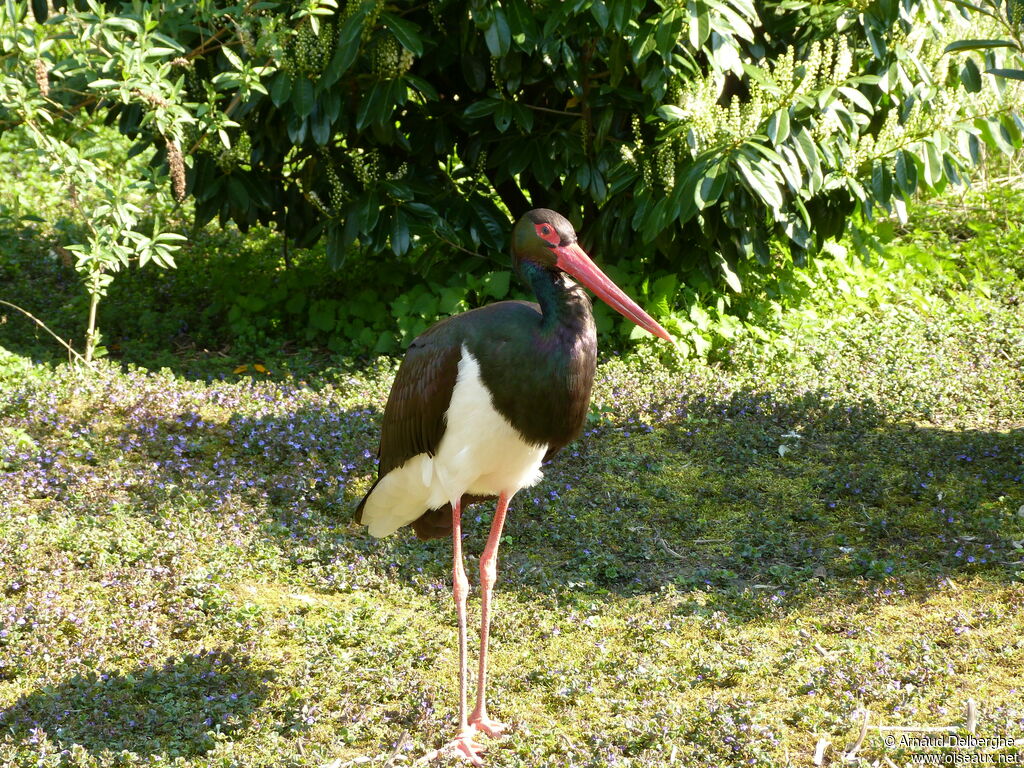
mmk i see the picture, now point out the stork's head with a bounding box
[511,208,674,343]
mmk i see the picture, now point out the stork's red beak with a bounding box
[553,242,674,343]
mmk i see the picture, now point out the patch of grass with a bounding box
[2,190,1024,766]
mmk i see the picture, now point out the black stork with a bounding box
[356,209,672,764]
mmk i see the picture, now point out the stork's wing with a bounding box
[355,301,553,532]
[355,321,464,525]
[376,330,462,476]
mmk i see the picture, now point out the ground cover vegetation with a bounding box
[2,0,1024,363]
[1,181,1023,766]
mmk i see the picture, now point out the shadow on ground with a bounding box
[495,387,1024,595]
[248,386,1024,617]
[0,650,270,757]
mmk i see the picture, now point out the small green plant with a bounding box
[43,136,185,362]
[0,0,192,363]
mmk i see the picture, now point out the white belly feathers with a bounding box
[361,346,548,538]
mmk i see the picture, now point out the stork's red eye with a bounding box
[534,222,560,245]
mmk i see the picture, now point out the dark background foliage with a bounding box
[173,0,1021,275]
[2,0,1023,360]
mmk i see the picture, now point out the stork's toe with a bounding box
[417,728,488,765]
[469,713,510,738]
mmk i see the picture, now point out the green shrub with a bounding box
[2,0,1024,362]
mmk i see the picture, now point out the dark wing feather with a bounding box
[377,329,462,475]
[355,322,462,524]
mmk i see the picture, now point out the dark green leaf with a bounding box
[766,144,802,191]
[292,77,315,118]
[311,111,331,145]
[923,141,943,186]
[391,211,410,256]
[382,12,424,56]
[670,162,704,224]
[976,115,1016,154]
[947,0,999,20]
[837,85,874,112]
[506,0,538,41]
[286,115,308,144]
[655,10,682,56]
[871,161,892,204]
[323,9,365,87]
[31,0,47,23]
[986,67,1024,81]
[227,176,249,209]
[943,38,1018,53]
[270,71,291,107]
[576,164,591,191]
[321,88,341,122]
[964,131,981,165]
[494,101,514,132]
[736,153,783,211]
[405,202,435,218]
[695,160,727,208]
[589,166,607,202]
[894,149,917,195]
[463,98,500,120]
[484,8,511,57]
[792,129,822,192]
[461,54,488,92]
[960,56,982,92]
[340,205,361,255]
[781,210,811,250]
[359,192,381,234]
[405,74,438,100]
[631,22,657,62]
[657,105,687,122]
[512,102,534,133]
[326,224,347,269]
[942,153,962,186]
[609,0,630,32]
[356,81,391,132]
[865,24,886,59]
[472,201,506,250]
[713,252,742,293]
[999,113,1023,147]
[687,1,710,49]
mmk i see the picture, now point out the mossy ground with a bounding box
[1,189,1023,767]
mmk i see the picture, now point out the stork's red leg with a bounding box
[469,492,511,738]
[419,498,487,765]
[451,497,471,733]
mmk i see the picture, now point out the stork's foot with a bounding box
[417,728,487,766]
[469,711,510,739]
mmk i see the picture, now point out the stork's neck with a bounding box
[523,261,594,336]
